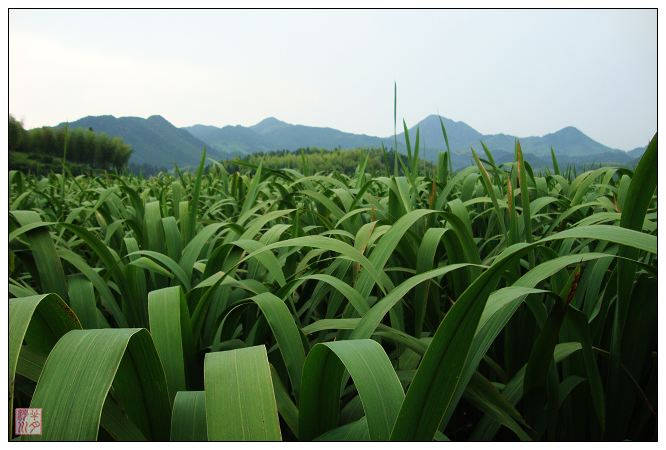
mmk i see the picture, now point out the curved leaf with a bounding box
[204,345,281,441]
[27,328,170,441]
[300,339,404,441]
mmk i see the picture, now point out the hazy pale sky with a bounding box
[9,9,656,150]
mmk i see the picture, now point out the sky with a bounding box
[9,9,656,150]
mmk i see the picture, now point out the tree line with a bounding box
[9,116,132,171]
[224,146,434,176]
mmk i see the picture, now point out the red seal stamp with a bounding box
[15,408,42,436]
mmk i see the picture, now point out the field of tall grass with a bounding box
[8,128,657,441]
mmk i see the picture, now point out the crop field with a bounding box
[8,133,657,441]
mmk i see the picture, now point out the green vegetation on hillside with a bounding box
[62,114,225,168]
[185,116,384,156]
[225,147,434,176]
[9,116,132,173]
[8,130,657,441]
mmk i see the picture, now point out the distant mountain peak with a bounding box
[250,116,291,135]
[553,126,584,136]
[76,114,117,122]
[413,114,480,132]
[252,116,288,127]
[421,114,454,122]
[147,114,171,123]
[61,114,221,168]
[254,116,286,125]
[540,126,596,146]
[420,114,445,122]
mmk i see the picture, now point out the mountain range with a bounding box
[59,114,647,170]
[59,115,226,168]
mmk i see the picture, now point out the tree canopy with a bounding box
[9,115,133,172]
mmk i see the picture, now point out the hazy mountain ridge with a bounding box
[388,115,649,169]
[55,113,646,170]
[59,115,227,168]
[628,146,648,159]
[190,114,646,169]
[184,117,384,156]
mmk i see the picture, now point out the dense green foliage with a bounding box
[8,132,657,441]
[8,151,99,176]
[225,147,434,176]
[9,116,133,172]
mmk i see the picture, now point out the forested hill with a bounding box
[9,115,132,173]
[60,115,226,168]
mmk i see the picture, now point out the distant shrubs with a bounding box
[225,146,433,176]
[9,115,132,172]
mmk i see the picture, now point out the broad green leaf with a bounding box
[27,329,170,441]
[148,286,195,401]
[171,391,207,441]
[250,292,306,398]
[9,294,81,437]
[11,211,67,298]
[204,345,281,441]
[608,133,657,439]
[300,339,404,441]
[67,275,99,329]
